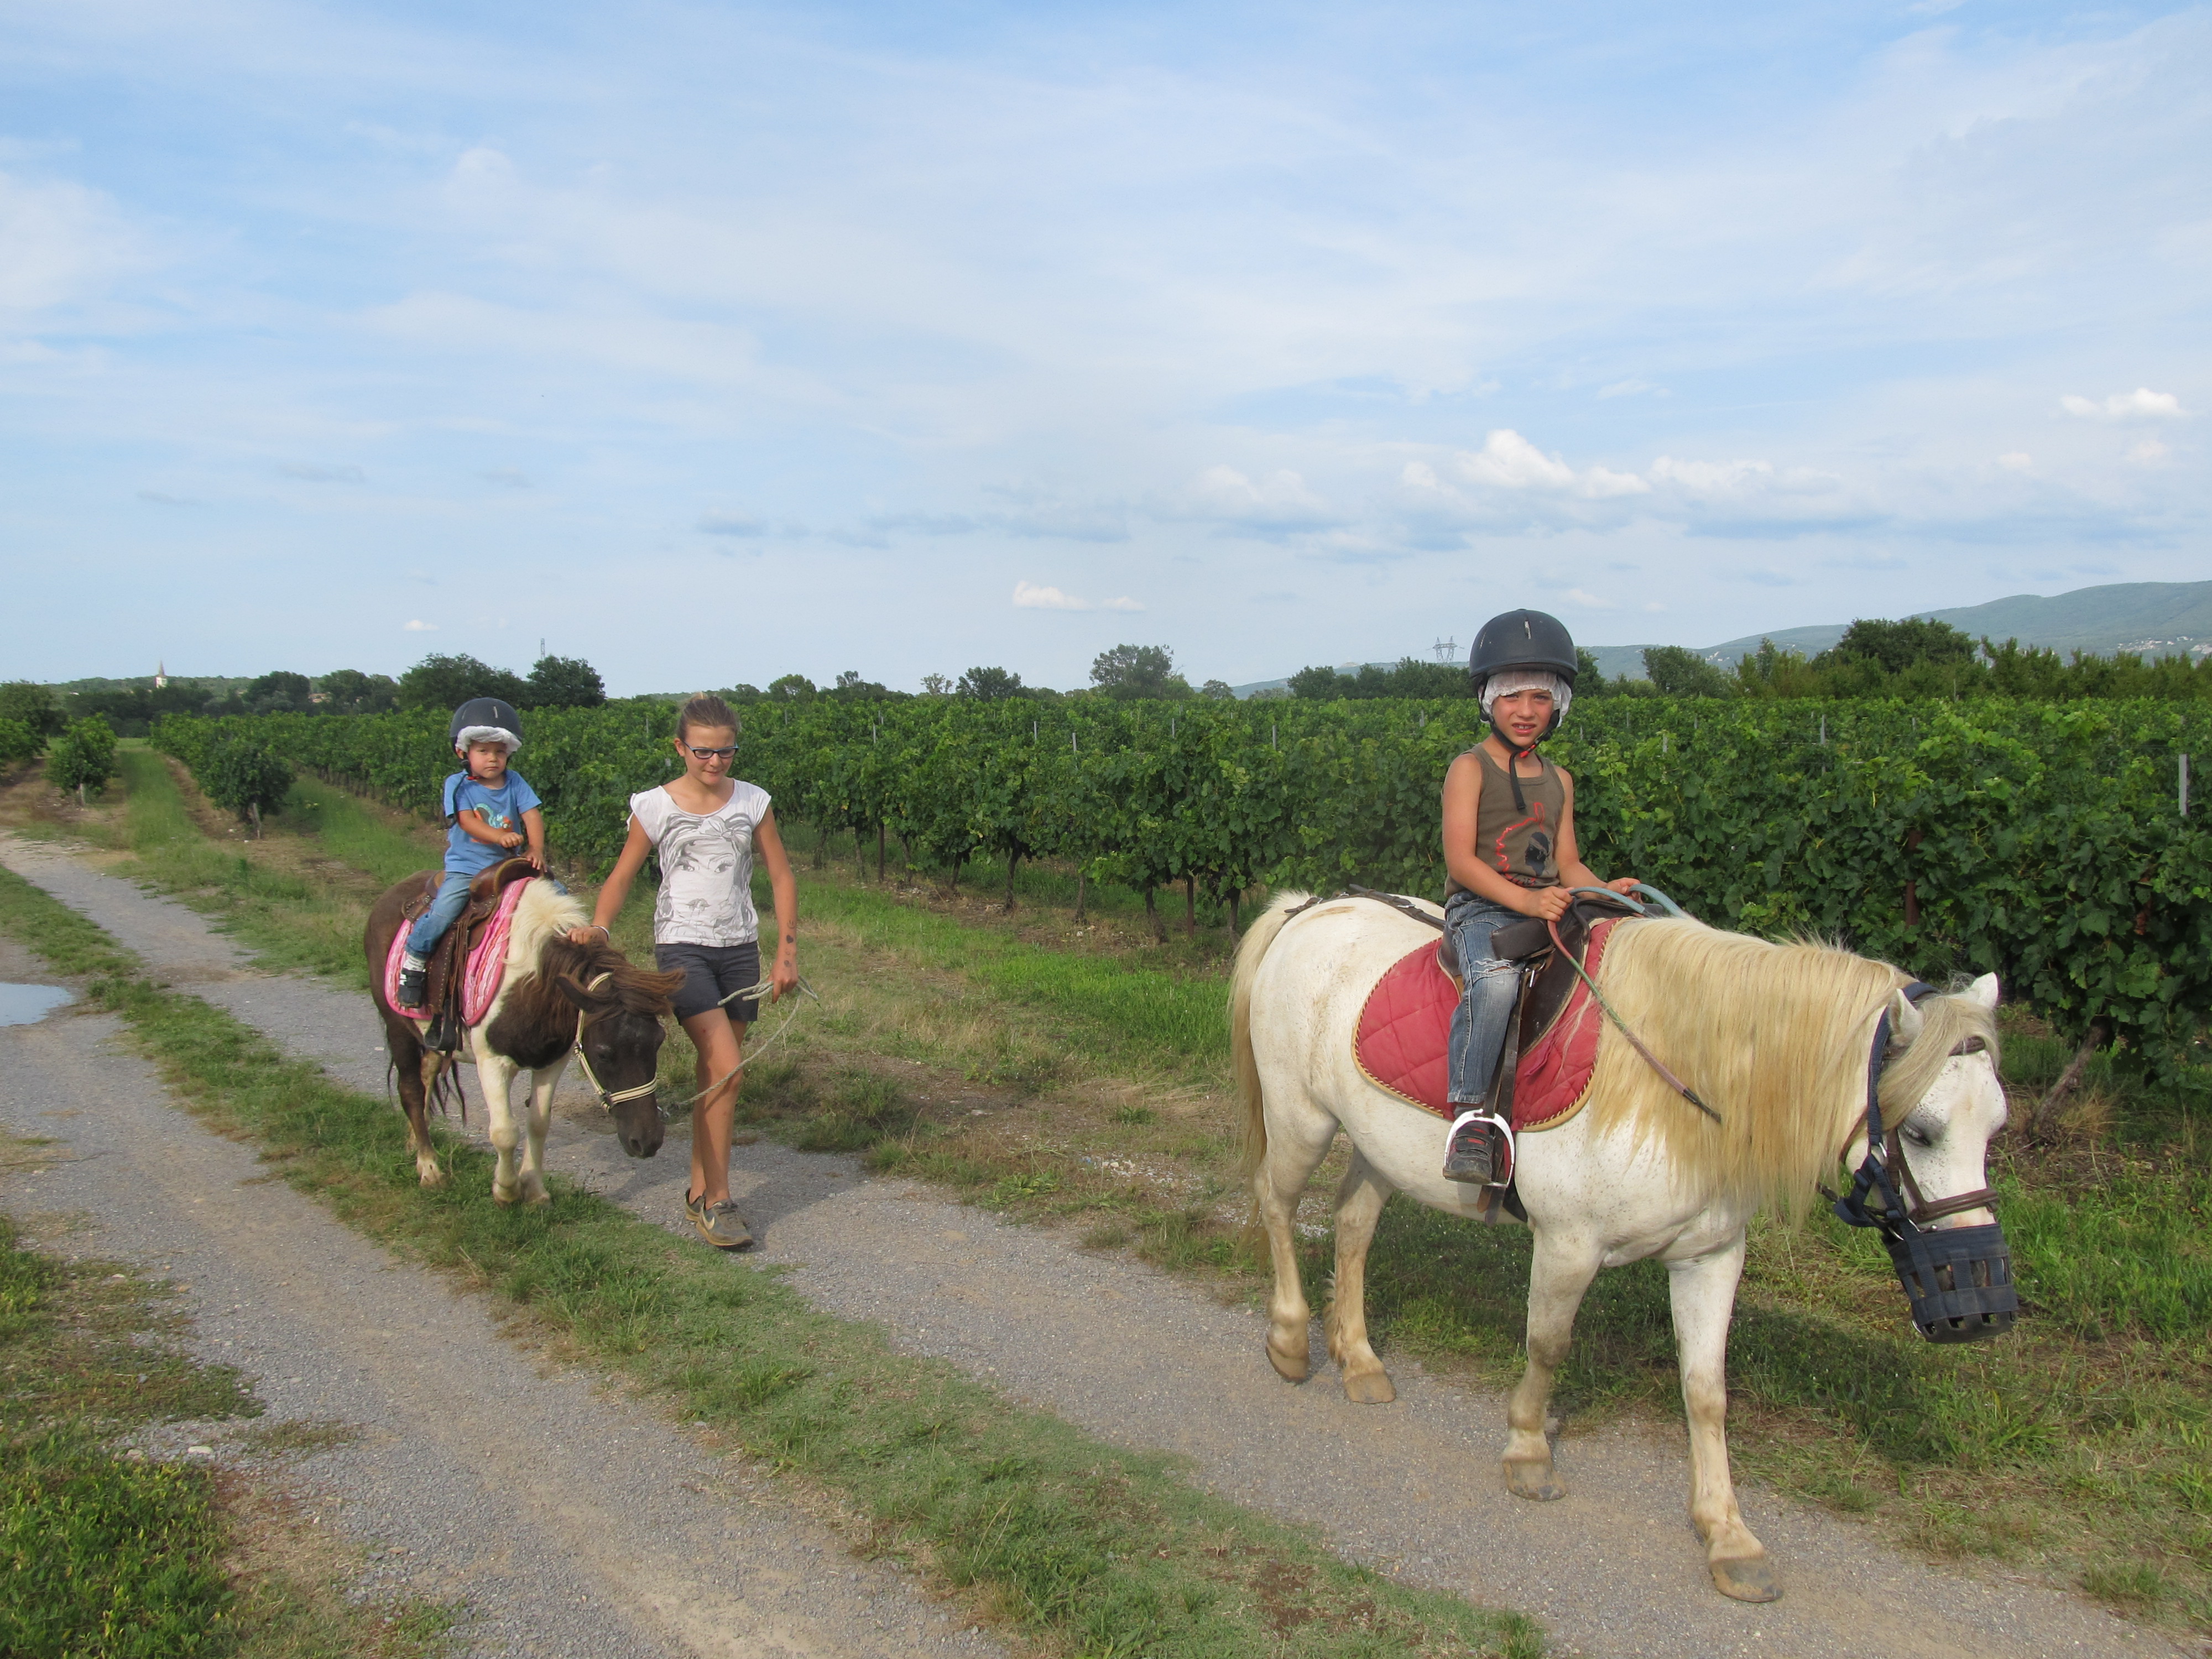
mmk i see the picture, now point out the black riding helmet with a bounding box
[450,696,524,755]
[1469,610,1578,742]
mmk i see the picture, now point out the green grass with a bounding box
[795,873,1233,1076]
[0,864,1539,1659]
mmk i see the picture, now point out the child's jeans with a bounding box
[1444,893,1525,1107]
[404,872,473,961]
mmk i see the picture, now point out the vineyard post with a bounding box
[2183,753,2192,817]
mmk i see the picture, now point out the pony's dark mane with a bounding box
[531,933,684,1015]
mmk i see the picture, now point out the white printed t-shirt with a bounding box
[628,780,773,947]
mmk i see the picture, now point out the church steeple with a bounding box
[154,661,166,688]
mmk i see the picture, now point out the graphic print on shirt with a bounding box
[654,810,754,942]
[1493,804,1552,881]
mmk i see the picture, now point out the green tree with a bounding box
[1817,617,1976,676]
[1642,645,1734,697]
[201,734,293,837]
[314,669,400,715]
[525,654,607,708]
[766,674,817,703]
[397,654,528,711]
[956,666,1024,700]
[1090,644,1191,700]
[0,717,38,768]
[242,670,315,714]
[0,681,64,742]
[1199,679,1236,700]
[827,670,900,702]
[46,715,117,806]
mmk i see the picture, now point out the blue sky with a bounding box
[2,0,2205,693]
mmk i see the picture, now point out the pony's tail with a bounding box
[1231,891,1306,1183]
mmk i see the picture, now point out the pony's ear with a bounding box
[556,973,615,1015]
[1888,987,1926,1050]
[1966,973,2000,1010]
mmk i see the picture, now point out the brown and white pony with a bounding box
[366,875,682,1202]
[1232,894,2007,1603]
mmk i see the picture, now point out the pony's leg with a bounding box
[1253,1100,1338,1384]
[474,1042,524,1204]
[390,1028,444,1188]
[1503,1231,1603,1501]
[1669,1234,1779,1602]
[514,1060,564,1206]
[1323,1150,1397,1404]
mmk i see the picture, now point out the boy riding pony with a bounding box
[1439,610,1639,1186]
[396,696,547,1011]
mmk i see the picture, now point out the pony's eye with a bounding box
[1952,1035,1987,1056]
[1901,1124,1934,1147]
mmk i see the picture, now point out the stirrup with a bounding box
[1442,1109,1514,1188]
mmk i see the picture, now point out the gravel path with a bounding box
[0,847,997,1659]
[0,837,2184,1659]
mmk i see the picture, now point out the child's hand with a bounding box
[501,831,524,849]
[1605,876,1640,894]
[1522,886,1573,921]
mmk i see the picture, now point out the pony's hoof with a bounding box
[1342,1369,1396,1405]
[1709,1555,1781,1603]
[1504,1460,1565,1502]
[524,1187,552,1207]
[416,1163,446,1189]
[1266,1337,1310,1384]
[492,1183,519,1207]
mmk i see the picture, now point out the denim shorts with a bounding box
[655,941,761,1024]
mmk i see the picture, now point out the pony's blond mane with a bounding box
[1580,919,1994,1216]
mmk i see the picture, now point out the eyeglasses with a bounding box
[684,744,737,759]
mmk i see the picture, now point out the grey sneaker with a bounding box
[692,1197,753,1250]
[1442,1115,1509,1186]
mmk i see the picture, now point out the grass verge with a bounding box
[0,1202,450,1658]
[0,862,1539,1659]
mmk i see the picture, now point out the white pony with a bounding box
[1231,893,2008,1602]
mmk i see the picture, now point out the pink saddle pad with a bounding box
[384,877,532,1028]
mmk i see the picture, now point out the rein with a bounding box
[1545,911,1719,1123]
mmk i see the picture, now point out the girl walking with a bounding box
[570,693,799,1247]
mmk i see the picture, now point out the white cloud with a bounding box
[1175,466,1333,533]
[1457,430,1576,490]
[0,169,139,312]
[1561,587,1618,608]
[280,462,365,483]
[1012,580,1143,613]
[404,619,438,632]
[1451,431,1650,498]
[1997,452,2034,471]
[1597,379,1666,400]
[1647,456,1776,498]
[2129,438,2170,465]
[2060,388,2188,421]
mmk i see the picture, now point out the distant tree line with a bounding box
[714,644,1234,707]
[1290,622,2212,702]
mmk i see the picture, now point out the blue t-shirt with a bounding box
[442,770,542,877]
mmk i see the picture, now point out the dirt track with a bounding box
[0,835,2184,1659]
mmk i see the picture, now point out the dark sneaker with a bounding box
[396,966,427,1010]
[1442,1115,1508,1186]
[692,1196,753,1250]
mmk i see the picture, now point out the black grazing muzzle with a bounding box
[1828,985,2017,1344]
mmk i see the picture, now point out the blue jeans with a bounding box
[405,872,473,960]
[1445,893,1524,1107]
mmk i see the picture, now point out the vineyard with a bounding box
[153,697,2211,1074]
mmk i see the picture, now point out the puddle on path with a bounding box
[0,984,75,1026]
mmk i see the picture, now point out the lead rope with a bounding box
[659,972,821,1112]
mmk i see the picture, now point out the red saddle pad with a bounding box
[1353,919,1621,1134]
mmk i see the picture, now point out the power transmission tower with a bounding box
[1431,637,1458,664]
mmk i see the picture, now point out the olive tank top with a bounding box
[1447,747,1566,898]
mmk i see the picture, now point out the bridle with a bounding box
[1829,983,1998,1228]
[570,972,662,1117]
[1827,982,2016,1343]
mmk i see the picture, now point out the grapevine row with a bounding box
[153,698,2212,1074]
